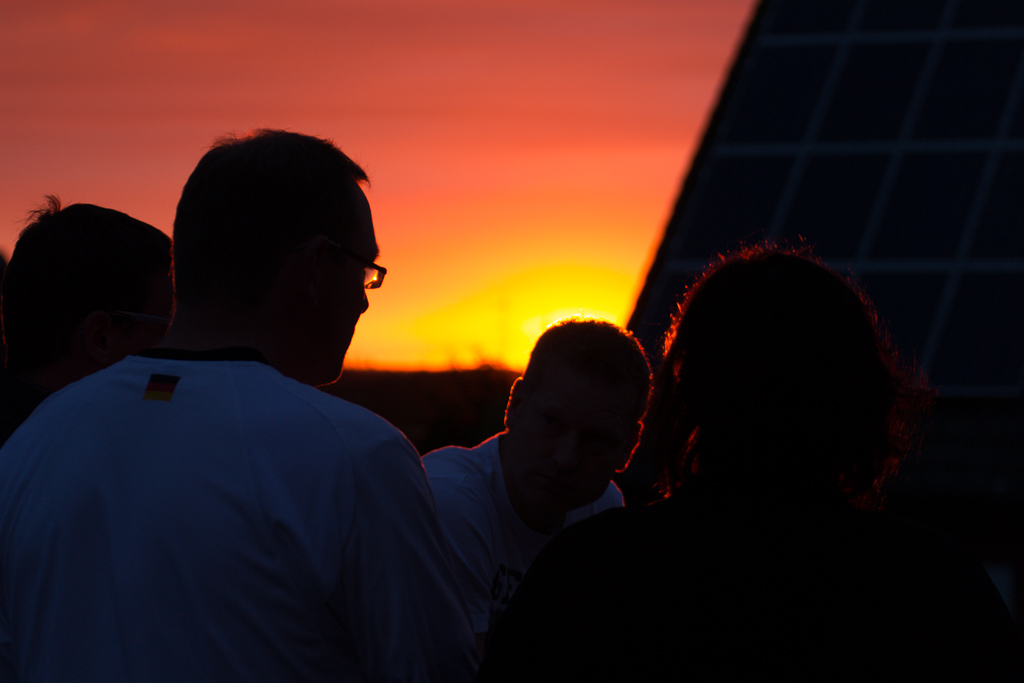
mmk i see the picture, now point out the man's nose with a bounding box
[552,433,581,471]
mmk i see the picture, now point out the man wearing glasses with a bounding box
[0,197,173,447]
[0,130,476,681]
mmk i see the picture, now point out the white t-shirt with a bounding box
[0,349,477,682]
[422,434,622,635]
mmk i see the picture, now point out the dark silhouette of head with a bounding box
[173,129,369,309]
[500,317,652,533]
[521,317,652,425]
[645,245,928,507]
[1,197,172,379]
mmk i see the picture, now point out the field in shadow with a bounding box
[325,366,520,456]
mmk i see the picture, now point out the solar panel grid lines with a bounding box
[779,154,889,257]
[632,0,1024,396]
[954,0,1024,29]
[715,139,1024,156]
[973,152,1024,257]
[762,0,856,35]
[1018,335,1024,393]
[851,0,958,266]
[966,44,1024,259]
[913,39,1024,140]
[760,27,1024,48]
[929,273,1024,389]
[818,41,931,143]
[762,1,867,244]
[871,152,987,259]
[836,258,1024,274]
[917,28,1024,383]
[862,0,945,32]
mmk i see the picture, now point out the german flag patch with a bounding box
[143,374,180,401]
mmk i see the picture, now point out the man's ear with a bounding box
[301,235,334,308]
[615,420,643,473]
[79,310,115,365]
[504,377,525,431]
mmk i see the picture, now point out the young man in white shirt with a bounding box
[423,318,651,655]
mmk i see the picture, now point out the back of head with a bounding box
[1,197,172,374]
[173,129,368,308]
[522,317,652,423]
[647,245,928,506]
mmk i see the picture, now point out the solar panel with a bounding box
[768,0,856,34]
[862,0,944,31]
[971,152,1024,257]
[724,46,836,143]
[779,154,887,257]
[678,155,793,258]
[930,273,1024,389]
[630,0,1024,397]
[953,1,1024,28]
[870,152,986,258]
[1011,96,1024,137]
[913,40,1022,140]
[819,43,929,141]
[857,271,947,366]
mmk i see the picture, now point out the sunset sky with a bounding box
[1,0,756,371]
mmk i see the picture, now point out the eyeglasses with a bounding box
[109,310,172,330]
[327,239,387,289]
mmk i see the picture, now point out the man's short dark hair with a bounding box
[1,197,172,373]
[173,129,369,308]
[521,318,652,423]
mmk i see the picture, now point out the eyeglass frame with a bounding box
[326,239,387,290]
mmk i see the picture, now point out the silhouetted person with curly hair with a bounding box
[478,245,1024,681]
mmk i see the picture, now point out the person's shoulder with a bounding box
[563,480,624,528]
[284,380,400,436]
[839,508,1024,677]
[0,370,50,446]
[422,439,500,524]
[422,435,499,482]
[814,507,1012,616]
[0,361,145,482]
[593,495,671,527]
[0,368,49,406]
[124,354,404,443]
[844,508,1007,588]
[3,358,129,437]
[211,365,409,454]
[134,355,417,462]
[502,504,647,607]
[560,497,681,560]
[594,480,625,511]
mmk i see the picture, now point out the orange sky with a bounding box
[1,0,756,371]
